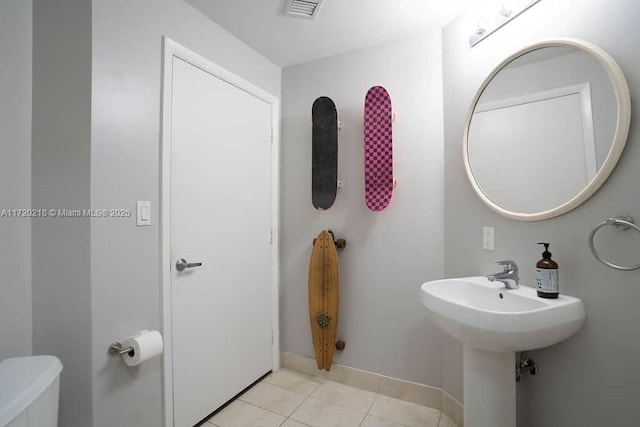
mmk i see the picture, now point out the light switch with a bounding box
[137,201,151,226]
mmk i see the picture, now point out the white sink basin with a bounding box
[421,276,585,352]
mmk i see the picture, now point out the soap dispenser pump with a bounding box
[536,242,559,299]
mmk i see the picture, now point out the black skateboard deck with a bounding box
[312,96,338,210]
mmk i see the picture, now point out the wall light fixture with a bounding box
[469,0,541,47]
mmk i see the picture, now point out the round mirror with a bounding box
[463,38,631,221]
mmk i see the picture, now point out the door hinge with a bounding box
[270,229,274,245]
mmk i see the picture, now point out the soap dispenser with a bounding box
[536,242,559,299]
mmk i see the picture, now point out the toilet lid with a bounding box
[0,355,63,426]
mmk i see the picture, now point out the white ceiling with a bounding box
[185,0,474,67]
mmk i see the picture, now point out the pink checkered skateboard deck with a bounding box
[364,86,393,211]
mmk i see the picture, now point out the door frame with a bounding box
[159,37,280,427]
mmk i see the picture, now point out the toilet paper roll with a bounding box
[121,330,164,367]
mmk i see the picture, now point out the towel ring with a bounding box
[588,216,640,271]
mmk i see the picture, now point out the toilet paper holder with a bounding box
[109,341,134,357]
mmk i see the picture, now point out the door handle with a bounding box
[176,258,203,272]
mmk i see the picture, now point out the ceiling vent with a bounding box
[283,0,325,20]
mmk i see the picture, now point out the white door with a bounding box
[469,91,593,213]
[170,56,273,427]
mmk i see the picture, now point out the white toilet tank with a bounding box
[0,355,63,427]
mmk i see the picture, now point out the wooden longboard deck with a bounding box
[364,86,393,211]
[312,97,338,210]
[308,230,340,371]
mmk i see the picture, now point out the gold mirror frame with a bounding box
[463,38,631,221]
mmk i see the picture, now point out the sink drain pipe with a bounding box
[516,354,538,382]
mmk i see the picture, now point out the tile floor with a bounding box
[206,368,458,427]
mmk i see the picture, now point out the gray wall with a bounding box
[0,0,32,361]
[32,0,93,426]
[442,1,640,425]
[281,33,445,386]
[90,1,281,426]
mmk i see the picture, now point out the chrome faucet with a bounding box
[487,260,520,289]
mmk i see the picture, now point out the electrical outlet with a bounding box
[483,226,495,250]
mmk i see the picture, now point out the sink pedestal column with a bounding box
[463,346,515,427]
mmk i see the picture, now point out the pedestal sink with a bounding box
[421,276,585,427]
